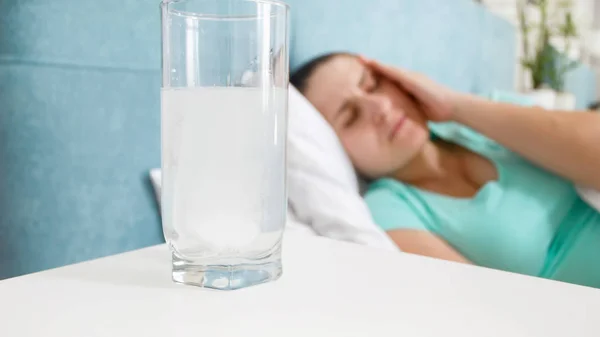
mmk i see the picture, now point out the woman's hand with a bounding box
[360,57,464,122]
[361,57,600,190]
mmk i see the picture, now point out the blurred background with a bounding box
[483,0,599,106]
[0,0,598,280]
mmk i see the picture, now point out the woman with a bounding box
[291,52,600,288]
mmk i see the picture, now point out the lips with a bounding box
[389,116,407,140]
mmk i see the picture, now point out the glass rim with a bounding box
[161,0,290,12]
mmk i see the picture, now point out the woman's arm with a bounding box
[363,58,600,190]
[454,96,600,190]
[387,229,472,264]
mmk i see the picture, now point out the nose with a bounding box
[358,94,393,125]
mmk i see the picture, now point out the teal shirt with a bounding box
[365,124,600,288]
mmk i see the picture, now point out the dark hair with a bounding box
[290,52,354,93]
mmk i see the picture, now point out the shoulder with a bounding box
[365,179,429,232]
[365,178,412,205]
[365,179,396,207]
[367,178,405,193]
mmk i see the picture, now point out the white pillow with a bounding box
[286,86,398,251]
[149,168,162,204]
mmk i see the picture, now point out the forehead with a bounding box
[303,56,364,123]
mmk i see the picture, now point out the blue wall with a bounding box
[0,0,163,279]
[0,0,595,279]
[566,63,598,109]
[286,0,517,94]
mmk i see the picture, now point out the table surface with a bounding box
[2,232,600,337]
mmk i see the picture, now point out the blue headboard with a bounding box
[0,0,163,279]
[286,0,516,94]
[0,0,593,279]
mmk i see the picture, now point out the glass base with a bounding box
[171,253,282,290]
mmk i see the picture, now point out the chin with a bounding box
[403,124,429,148]
[394,127,429,162]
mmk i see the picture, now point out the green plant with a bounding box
[517,0,579,92]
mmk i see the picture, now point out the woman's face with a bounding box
[303,56,430,178]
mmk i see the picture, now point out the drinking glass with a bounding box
[160,0,289,290]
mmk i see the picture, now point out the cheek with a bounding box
[343,131,376,158]
[341,129,387,173]
[405,107,428,129]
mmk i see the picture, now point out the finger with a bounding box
[368,60,414,83]
[367,60,423,96]
[357,55,371,65]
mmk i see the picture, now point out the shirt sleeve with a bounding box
[364,186,430,232]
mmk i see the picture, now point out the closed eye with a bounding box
[369,76,380,92]
[343,109,359,128]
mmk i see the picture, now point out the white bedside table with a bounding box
[1,232,599,337]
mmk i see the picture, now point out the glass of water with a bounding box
[160,0,289,290]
